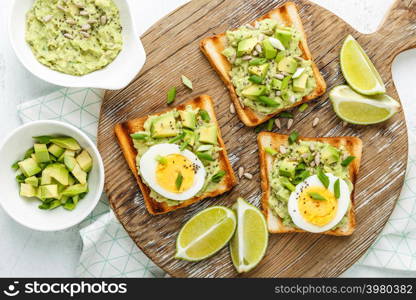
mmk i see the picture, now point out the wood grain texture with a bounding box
[97,0,414,277]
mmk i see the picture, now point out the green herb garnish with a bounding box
[266,118,274,131]
[156,155,168,165]
[167,87,177,105]
[258,96,280,107]
[293,170,310,185]
[11,161,20,170]
[199,109,210,122]
[309,192,326,201]
[169,132,186,144]
[288,131,299,144]
[298,103,309,112]
[181,75,193,90]
[341,156,356,167]
[334,179,340,199]
[24,148,35,159]
[278,111,293,119]
[317,169,329,188]
[196,152,214,161]
[211,170,226,183]
[249,58,267,66]
[248,75,263,84]
[130,133,148,140]
[180,141,189,151]
[265,147,277,156]
[175,172,184,191]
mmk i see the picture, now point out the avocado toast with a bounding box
[200,2,326,127]
[114,95,237,215]
[258,132,362,236]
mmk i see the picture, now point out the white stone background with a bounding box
[1,0,415,277]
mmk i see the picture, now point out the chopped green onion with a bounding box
[249,58,267,66]
[298,103,309,112]
[288,131,299,144]
[11,161,20,170]
[181,75,193,90]
[33,136,53,144]
[266,118,274,131]
[317,169,330,188]
[167,87,177,105]
[280,76,292,91]
[334,179,340,199]
[196,152,214,161]
[180,141,189,151]
[211,170,226,183]
[341,156,356,167]
[265,147,277,156]
[16,174,26,183]
[64,199,76,211]
[248,75,263,84]
[24,148,34,159]
[255,123,267,133]
[130,133,148,140]
[278,112,293,119]
[257,96,280,107]
[169,132,186,144]
[309,192,326,201]
[199,109,211,122]
[156,155,168,165]
[293,170,310,185]
[175,172,183,190]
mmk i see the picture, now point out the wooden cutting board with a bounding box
[97,0,415,277]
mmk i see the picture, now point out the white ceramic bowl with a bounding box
[0,121,104,231]
[8,0,145,90]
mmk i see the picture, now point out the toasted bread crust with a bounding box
[257,132,362,236]
[200,2,326,127]
[114,95,237,215]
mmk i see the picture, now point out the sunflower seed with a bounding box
[289,95,296,103]
[66,19,76,25]
[312,117,320,127]
[57,4,66,11]
[274,74,284,80]
[255,44,262,53]
[258,34,265,42]
[80,31,90,38]
[63,33,73,39]
[252,50,258,56]
[309,143,315,151]
[229,104,235,114]
[74,2,84,8]
[81,23,91,30]
[100,15,107,25]
[242,55,252,61]
[279,145,287,154]
[275,91,281,96]
[88,19,97,24]
[79,10,89,16]
[275,118,281,130]
[43,15,53,22]
[287,119,294,130]
[310,161,316,167]
[238,167,244,178]
[314,153,321,166]
[243,172,253,180]
[302,153,309,160]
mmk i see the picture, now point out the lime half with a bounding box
[230,198,268,273]
[330,85,400,125]
[340,35,385,95]
[175,206,236,261]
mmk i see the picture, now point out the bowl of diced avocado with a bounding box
[0,120,104,231]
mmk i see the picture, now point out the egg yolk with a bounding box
[298,186,338,227]
[156,154,195,193]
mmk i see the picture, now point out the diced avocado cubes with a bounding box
[20,183,37,198]
[71,164,87,185]
[275,28,292,49]
[76,150,92,172]
[321,144,340,164]
[64,155,77,171]
[198,125,218,145]
[48,143,65,158]
[179,110,197,130]
[248,64,269,78]
[50,137,81,151]
[41,171,52,185]
[39,185,59,199]
[262,39,277,59]
[151,113,178,138]
[278,56,298,74]
[242,85,266,99]
[61,184,88,197]
[18,158,41,177]
[44,164,69,186]
[293,73,309,92]
[237,37,257,57]
[34,144,50,163]
[271,78,282,90]
[279,160,297,178]
[25,176,39,187]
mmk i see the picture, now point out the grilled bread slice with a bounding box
[114,95,237,215]
[200,2,326,127]
[258,132,362,236]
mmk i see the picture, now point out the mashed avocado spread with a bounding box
[222,19,316,115]
[269,140,352,229]
[26,0,123,76]
[132,106,223,206]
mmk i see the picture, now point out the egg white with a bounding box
[139,143,206,201]
[288,173,350,233]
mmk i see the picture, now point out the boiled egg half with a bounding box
[139,143,206,201]
[288,173,350,233]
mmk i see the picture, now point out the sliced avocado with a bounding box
[274,51,286,64]
[44,163,69,186]
[68,174,76,185]
[20,183,37,198]
[39,185,59,199]
[61,184,88,197]
[18,158,41,177]
[248,63,269,78]
[222,47,236,60]
[58,149,76,162]
[64,155,77,171]
[278,56,298,74]
[198,125,218,145]
[50,137,81,151]
[271,78,282,90]
[60,195,69,204]
[71,163,87,185]
[151,113,178,138]
[275,28,292,49]
[293,73,309,92]
[280,177,295,192]
[321,144,340,164]
[179,110,197,130]
[241,85,267,99]
[262,39,277,59]
[237,37,257,57]
[76,150,92,172]
[279,160,297,178]
[41,171,52,185]
[48,143,65,158]
[34,143,50,163]
[24,176,39,187]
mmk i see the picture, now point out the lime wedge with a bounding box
[340,35,385,95]
[230,198,268,273]
[330,85,400,125]
[175,206,236,261]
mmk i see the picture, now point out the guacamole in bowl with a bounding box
[26,0,123,76]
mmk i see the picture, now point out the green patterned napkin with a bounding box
[17,87,416,276]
